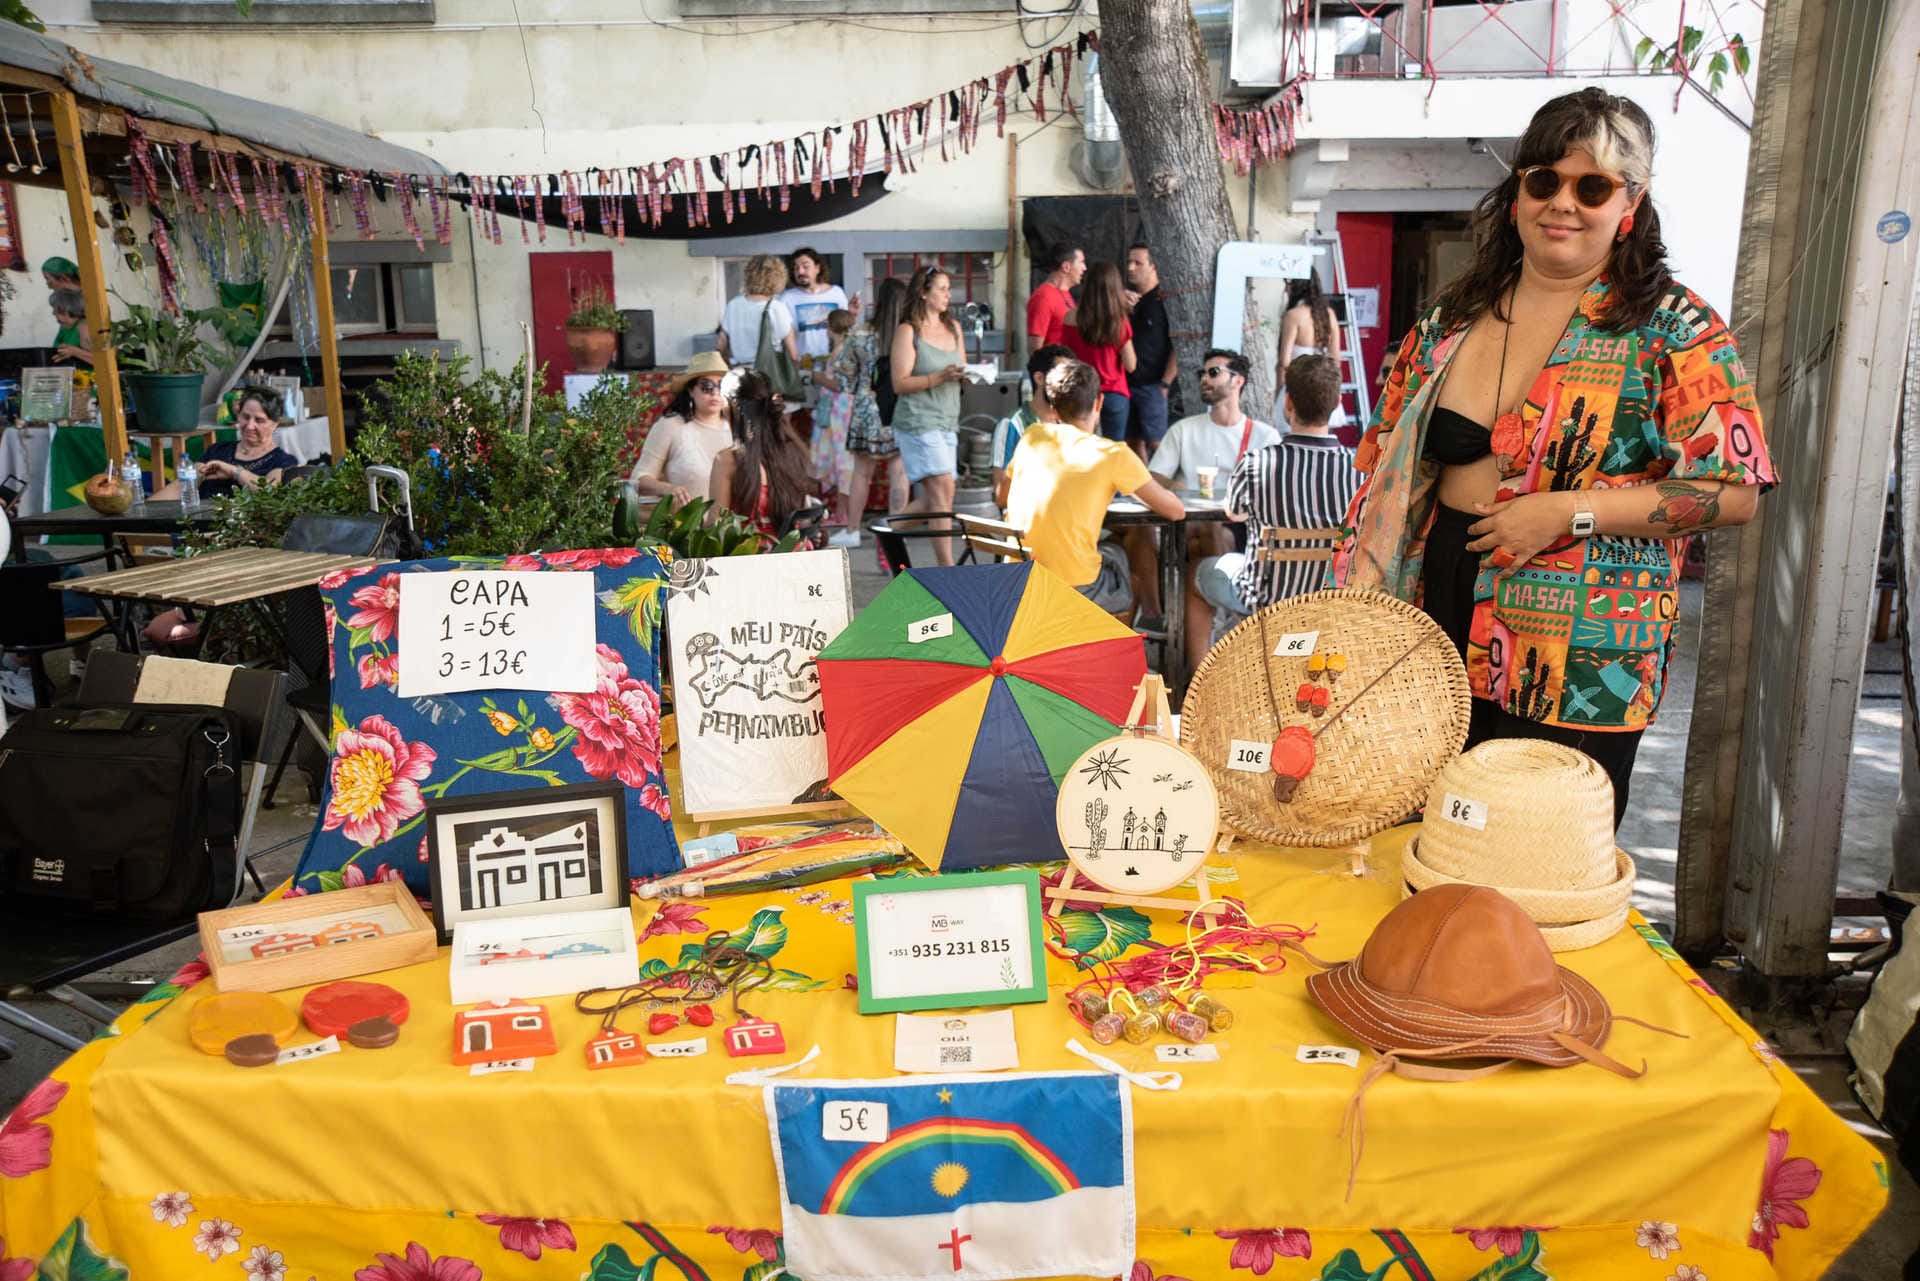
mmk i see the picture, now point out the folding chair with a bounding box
[955,512,1030,564]
[1253,525,1342,570]
[0,650,289,1052]
[868,512,969,575]
[0,549,117,707]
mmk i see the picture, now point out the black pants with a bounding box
[1423,504,1642,829]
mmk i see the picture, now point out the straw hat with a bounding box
[668,350,731,399]
[1401,739,1635,951]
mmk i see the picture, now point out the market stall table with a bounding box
[1105,489,1233,699]
[0,826,1884,1281]
[5,500,223,560]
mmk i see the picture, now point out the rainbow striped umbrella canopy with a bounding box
[818,562,1146,871]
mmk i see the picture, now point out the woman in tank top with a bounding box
[889,265,969,567]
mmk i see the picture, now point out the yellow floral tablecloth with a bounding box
[0,826,1887,1281]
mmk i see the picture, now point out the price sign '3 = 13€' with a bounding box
[396,571,600,698]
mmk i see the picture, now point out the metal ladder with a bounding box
[1306,229,1372,427]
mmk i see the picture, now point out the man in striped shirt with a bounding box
[1192,355,1359,641]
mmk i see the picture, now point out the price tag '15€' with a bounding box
[823,1100,889,1142]
[396,571,598,698]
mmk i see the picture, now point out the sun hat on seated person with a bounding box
[1401,738,1635,951]
[1304,883,1656,1195]
[668,350,732,399]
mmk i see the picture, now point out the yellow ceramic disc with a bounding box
[188,992,298,1056]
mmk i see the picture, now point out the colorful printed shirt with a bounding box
[1330,277,1774,731]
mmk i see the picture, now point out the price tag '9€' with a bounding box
[396,571,598,698]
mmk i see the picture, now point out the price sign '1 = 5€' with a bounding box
[396,571,600,698]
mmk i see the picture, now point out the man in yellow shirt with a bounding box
[1006,361,1185,613]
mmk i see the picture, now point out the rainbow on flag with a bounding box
[767,1073,1134,1280]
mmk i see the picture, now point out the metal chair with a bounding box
[1253,525,1342,568]
[955,512,1030,563]
[0,549,117,707]
[868,512,970,575]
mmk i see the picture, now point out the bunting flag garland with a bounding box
[1212,82,1304,176]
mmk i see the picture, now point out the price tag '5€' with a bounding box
[823,1100,889,1142]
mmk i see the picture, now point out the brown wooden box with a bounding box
[198,881,438,993]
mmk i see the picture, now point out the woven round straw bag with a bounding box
[1402,739,1636,951]
[1180,588,1472,846]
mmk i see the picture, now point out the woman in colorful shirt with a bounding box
[1330,88,1775,825]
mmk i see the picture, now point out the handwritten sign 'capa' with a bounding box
[396,571,597,698]
[667,552,853,822]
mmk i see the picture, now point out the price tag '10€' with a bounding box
[396,571,598,698]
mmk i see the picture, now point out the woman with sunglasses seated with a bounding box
[628,351,732,507]
[1330,87,1776,829]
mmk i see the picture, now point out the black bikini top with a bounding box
[1425,406,1493,465]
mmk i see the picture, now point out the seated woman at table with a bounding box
[1329,88,1775,826]
[153,389,299,503]
[1004,360,1183,617]
[628,352,732,506]
[48,288,92,367]
[709,368,816,543]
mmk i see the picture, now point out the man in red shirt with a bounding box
[1025,242,1085,351]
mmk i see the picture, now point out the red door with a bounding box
[528,251,615,393]
[1334,211,1394,420]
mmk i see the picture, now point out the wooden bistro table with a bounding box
[60,546,381,658]
[1104,489,1235,700]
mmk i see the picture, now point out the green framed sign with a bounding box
[851,868,1049,1015]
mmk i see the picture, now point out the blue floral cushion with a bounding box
[291,549,681,895]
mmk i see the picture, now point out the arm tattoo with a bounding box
[1648,479,1722,532]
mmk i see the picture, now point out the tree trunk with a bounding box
[1097,0,1276,422]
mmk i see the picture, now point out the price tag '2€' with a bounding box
[823,1100,888,1142]
[395,571,598,698]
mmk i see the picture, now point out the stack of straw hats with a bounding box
[1401,739,1635,951]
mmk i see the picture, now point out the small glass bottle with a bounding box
[1166,1010,1209,1044]
[1189,993,1234,1032]
[1121,1010,1162,1044]
[1087,1012,1126,1046]
[1135,985,1170,1010]
[1069,991,1110,1024]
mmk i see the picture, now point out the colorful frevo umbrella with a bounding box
[818,562,1146,871]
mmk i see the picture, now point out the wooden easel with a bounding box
[1044,675,1229,921]
[690,799,852,839]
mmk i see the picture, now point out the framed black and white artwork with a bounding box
[424,782,630,941]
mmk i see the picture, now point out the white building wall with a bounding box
[14,1,1746,371]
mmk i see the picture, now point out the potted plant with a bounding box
[564,283,627,376]
[105,299,234,434]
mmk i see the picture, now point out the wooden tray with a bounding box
[198,881,438,992]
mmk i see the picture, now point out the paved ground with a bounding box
[2,547,1914,1276]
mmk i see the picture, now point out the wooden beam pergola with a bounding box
[0,59,413,472]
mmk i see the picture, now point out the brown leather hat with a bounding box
[1306,883,1615,1068]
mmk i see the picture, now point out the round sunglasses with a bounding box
[1515,165,1631,209]
[691,379,723,394]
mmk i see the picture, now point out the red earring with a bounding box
[1617,213,1636,241]
[1508,201,1517,221]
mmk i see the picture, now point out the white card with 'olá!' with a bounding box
[1273,630,1319,657]
[1438,793,1488,830]
[1226,739,1271,773]
[894,1009,1018,1073]
[907,613,953,643]
[397,571,598,698]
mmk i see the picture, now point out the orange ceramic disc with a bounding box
[188,992,297,1056]
[301,981,411,1039]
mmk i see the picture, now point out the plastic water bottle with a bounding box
[177,456,199,510]
[120,452,145,509]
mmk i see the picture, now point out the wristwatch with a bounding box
[1569,495,1597,538]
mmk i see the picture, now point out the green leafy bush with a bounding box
[624,494,801,558]
[186,352,654,557]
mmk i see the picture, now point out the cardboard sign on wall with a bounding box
[667,549,853,822]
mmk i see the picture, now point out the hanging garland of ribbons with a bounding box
[113,33,1306,305]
